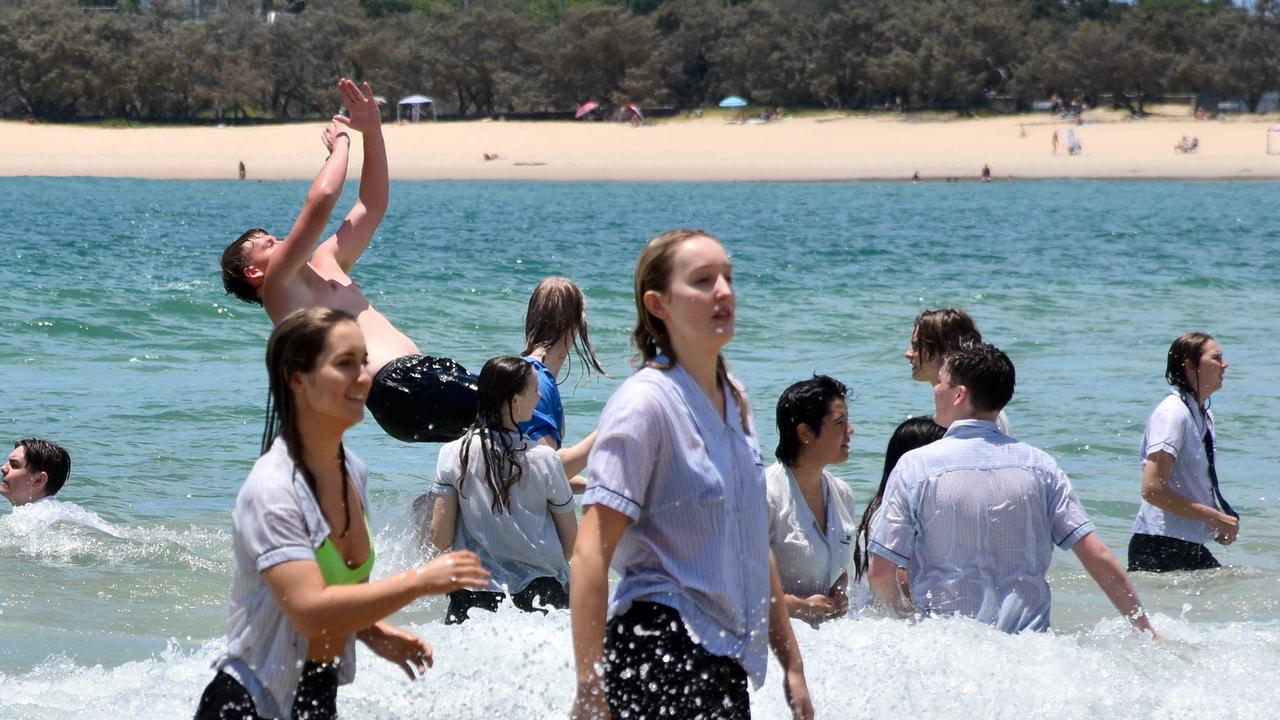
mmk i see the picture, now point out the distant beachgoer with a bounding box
[905,308,1012,436]
[981,164,992,183]
[1051,130,1059,155]
[219,78,478,444]
[238,161,246,180]
[195,308,490,720]
[520,277,606,487]
[2,438,71,507]
[912,171,920,183]
[483,152,500,161]
[570,229,813,720]
[868,343,1161,639]
[851,416,945,608]
[1128,332,1238,573]
[1068,127,1083,155]
[766,375,856,625]
[431,356,578,624]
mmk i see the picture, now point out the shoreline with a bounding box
[5,111,1280,182]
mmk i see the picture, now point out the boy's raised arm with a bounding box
[263,118,352,295]
[318,78,388,272]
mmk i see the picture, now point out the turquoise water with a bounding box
[1,177,1278,717]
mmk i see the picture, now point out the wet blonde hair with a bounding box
[631,228,749,428]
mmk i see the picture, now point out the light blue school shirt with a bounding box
[583,360,772,688]
[868,419,1095,633]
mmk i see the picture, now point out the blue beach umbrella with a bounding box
[718,95,748,108]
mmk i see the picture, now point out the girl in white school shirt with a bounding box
[765,375,857,625]
[570,229,813,720]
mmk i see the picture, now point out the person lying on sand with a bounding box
[219,78,477,443]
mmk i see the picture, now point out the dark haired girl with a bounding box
[851,416,946,608]
[432,355,578,623]
[1128,332,1238,572]
[196,307,489,720]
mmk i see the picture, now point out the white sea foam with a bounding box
[0,501,228,572]
[0,609,1277,719]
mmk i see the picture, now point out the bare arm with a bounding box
[316,78,388,271]
[570,505,629,720]
[555,430,597,480]
[766,552,814,720]
[431,493,459,552]
[553,510,579,562]
[261,550,489,641]
[263,129,350,296]
[869,554,915,617]
[1141,451,1238,544]
[1071,532,1162,638]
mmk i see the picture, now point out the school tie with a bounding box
[1202,425,1238,519]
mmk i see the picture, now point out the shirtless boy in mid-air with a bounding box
[220,78,476,443]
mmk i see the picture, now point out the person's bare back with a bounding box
[221,79,476,443]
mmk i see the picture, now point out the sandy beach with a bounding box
[5,110,1280,181]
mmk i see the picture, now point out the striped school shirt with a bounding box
[868,419,1095,633]
[582,359,772,687]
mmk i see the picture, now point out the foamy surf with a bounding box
[0,608,1275,719]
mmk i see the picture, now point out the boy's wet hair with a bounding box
[15,437,71,497]
[942,342,1015,413]
[221,228,268,305]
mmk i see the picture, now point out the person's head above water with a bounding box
[906,307,983,384]
[522,277,605,378]
[475,355,538,433]
[932,342,1015,428]
[221,228,278,306]
[2,437,71,506]
[1165,331,1228,405]
[774,375,851,469]
[632,228,735,366]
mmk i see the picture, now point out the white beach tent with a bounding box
[397,95,437,122]
[1268,124,1280,156]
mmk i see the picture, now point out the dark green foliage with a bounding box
[2,0,1278,121]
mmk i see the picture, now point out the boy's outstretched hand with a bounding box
[334,77,381,135]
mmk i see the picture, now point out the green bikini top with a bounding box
[313,515,375,586]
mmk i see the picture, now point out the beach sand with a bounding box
[5,110,1280,181]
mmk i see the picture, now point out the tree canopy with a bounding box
[1,0,1276,121]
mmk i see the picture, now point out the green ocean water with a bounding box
[0,177,1277,718]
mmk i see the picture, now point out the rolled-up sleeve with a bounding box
[237,485,315,573]
[541,448,576,514]
[867,466,914,567]
[1143,400,1185,459]
[1047,466,1095,550]
[582,383,662,522]
[432,440,461,497]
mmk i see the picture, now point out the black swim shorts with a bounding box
[366,355,478,443]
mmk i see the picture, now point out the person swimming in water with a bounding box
[219,78,476,444]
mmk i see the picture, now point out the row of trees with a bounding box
[2,0,1279,122]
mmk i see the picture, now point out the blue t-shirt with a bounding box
[518,356,564,447]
